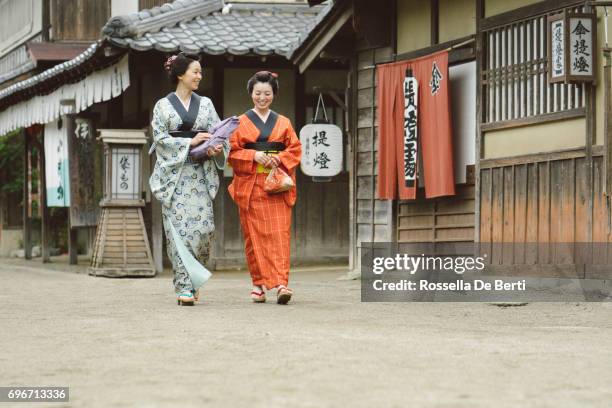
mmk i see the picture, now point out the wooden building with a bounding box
[293,0,612,278]
[0,0,350,270]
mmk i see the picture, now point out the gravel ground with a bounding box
[0,257,611,408]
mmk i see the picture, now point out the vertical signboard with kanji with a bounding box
[111,147,140,200]
[69,117,98,226]
[548,11,596,84]
[548,12,566,83]
[568,14,596,80]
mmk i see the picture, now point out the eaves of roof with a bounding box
[288,0,351,73]
[103,1,325,58]
[0,0,328,111]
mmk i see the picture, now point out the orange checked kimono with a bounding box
[228,110,302,289]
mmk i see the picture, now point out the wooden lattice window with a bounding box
[481,6,587,129]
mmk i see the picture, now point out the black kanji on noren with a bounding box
[429,62,443,95]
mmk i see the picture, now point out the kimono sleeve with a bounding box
[228,124,256,175]
[277,120,302,172]
[205,98,229,170]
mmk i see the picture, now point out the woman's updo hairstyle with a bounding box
[247,71,279,95]
[164,53,200,85]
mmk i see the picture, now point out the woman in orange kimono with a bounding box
[228,71,302,304]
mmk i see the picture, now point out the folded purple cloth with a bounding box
[189,116,240,159]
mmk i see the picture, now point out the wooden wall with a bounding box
[479,151,612,278]
[354,45,395,256]
[398,184,475,243]
[51,0,111,41]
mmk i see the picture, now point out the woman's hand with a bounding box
[254,151,272,167]
[267,156,281,168]
[190,132,211,147]
[206,144,223,157]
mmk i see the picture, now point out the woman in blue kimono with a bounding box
[149,53,228,306]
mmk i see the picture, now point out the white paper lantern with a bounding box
[299,123,343,177]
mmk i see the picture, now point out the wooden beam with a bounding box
[212,66,224,119]
[431,0,439,46]
[295,69,306,129]
[68,224,78,265]
[391,0,398,55]
[23,130,32,260]
[296,2,354,73]
[586,83,595,244]
[480,108,586,131]
[480,146,602,169]
[41,0,50,42]
[394,35,475,63]
[474,0,485,245]
[603,48,612,195]
[480,0,585,31]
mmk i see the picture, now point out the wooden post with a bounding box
[68,224,78,265]
[585,83,595,264]
[295,69,305,129]
[603,48,611,195]
[39,127,50,262]
[64,114,78,265]
[431,0,439,46]
[474,0,485,246]
[212,66,224,118]
[23,130,32,260]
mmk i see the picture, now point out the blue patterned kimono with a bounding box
[149,92,229,294]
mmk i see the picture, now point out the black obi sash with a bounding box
[244,110,285,152]
[167,92,203,138]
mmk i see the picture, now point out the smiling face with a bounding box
[177,60,202,91]
[251,82,274,111]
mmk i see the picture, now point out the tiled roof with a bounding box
[0,1,329,108]
[102,1,326,57]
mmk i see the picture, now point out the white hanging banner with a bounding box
[44,119,70,207]
[403,70,418,187]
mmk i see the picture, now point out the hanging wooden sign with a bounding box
[68,117,98,227]
[548,11,597,84]
[568,13,596,81]
[403,69,418,187]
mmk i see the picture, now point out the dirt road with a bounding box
[0,259,610,407]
